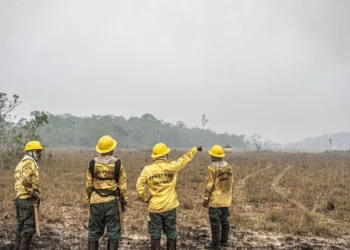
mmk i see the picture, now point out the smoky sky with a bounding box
[1,0,349,143]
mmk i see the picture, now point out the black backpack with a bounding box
[89,159,121,197]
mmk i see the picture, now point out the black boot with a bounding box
[205,227,221,249]
[220,224,229,247]
[14,235,21,250]
[107,240,118,250]
[88,241,98,250]
[151,239,161,250]
[19,235,32,250]
[167,238,176,250]
[204,241,221,249]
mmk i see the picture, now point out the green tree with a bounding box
[0,93,48,164]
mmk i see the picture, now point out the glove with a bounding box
[32,190,39,199]
[197,146,203,151]
[121,201,127,213]
[122,206,127,213]
[203,199,209,208]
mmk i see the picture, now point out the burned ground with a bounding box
[1,150,350,249]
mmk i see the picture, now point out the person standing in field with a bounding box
[14,141,45,250]
[136,143,202,250]
[203,145,234,249]
[86,135,128,250]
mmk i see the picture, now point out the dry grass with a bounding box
[1,149,350,244]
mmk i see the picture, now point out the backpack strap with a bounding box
[115,159,121,184]
[89,159,122,197]
[89,159,95,181]
[90,159,121,182]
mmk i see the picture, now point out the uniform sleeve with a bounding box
[136,168,148,203]
[119,165,128,203]
[22,163,40,193]
[172,147,198,173]
[203,166,215,201]
[86,167,93,200]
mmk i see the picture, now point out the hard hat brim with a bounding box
[208,150,225,158]
[151,148,171,158]
[96,139,117,154]
[23,146,45,152]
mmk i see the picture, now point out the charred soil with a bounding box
[1,150,350,249]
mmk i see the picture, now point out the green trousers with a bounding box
[88,199,121,242]
[149,208,177,240]
[208,207,230,243]
[15,198,35,236]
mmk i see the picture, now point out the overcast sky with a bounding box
[1,0,349,143]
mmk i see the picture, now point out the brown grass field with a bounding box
[1,149,350,249]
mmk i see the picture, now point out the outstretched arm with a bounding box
[172,146,202,172]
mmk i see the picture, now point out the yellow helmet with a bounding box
[209,145,225,158]
[96,135,117,154]
[23,141,44,152]
[151,143,171,158]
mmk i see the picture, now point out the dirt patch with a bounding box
[1,225,350,250]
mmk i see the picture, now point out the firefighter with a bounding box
[14,141,44,250]
[86,135,128,250]
[136,143,202,250]
[203,145,234,249]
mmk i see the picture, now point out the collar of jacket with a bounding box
[153,157,168,163]
[212,160,228,167]
[22,155,39,169]
[94,155,118,165]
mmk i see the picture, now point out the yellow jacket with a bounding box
[203,161,233,207]
[14,155,40,199]
[86,155,128,204]
[136,147,198,213]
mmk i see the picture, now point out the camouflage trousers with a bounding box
[14,198,36,236]
[88,199,121,242]
[148,208,177,240]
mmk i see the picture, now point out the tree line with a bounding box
[0,92,286,163]
[38,113,246,149]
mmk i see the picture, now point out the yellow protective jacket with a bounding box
[203,161,233,208]
[136,147,198,213]
[14,155,40,199]
[86,155,128,204]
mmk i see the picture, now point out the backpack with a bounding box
[89,159,121,197]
